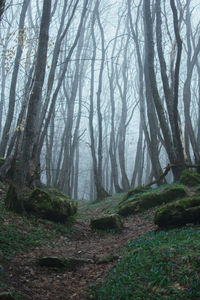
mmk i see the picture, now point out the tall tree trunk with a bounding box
[6,0,52,213]
[0,0,30,156]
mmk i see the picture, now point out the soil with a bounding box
[2,204,157,300]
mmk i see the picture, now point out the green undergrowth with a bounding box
[92,225,200,300]
[0,200,74,259]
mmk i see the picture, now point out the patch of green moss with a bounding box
[118,185,187,217]
[24,188,77,223]
[121,186,151,202]
[27,189,52,211]
[154,196,200,228]
[90,214,123,231]
[180,169,200,186]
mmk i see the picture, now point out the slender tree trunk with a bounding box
[0,0,30,156]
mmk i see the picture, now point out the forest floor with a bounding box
[0,190,157,300]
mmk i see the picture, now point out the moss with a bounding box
[90,214,123,231]
[161,185,187,202]
[180,169,200,186]
[24,188,77,223]
[118,185,187,217]
[121,186,151,202]
[27,188,52,211]
[154,196,200,228]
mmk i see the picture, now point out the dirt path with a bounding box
[3,208,157,300]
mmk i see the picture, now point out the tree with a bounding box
[6,0,52,212]
[0,0,5,21]
[143,0,185,181]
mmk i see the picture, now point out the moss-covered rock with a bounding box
[118,185,187,216]
[154,197,200,228]
[90,214,123,231]
[37,256,92,271]
[180,169,200,186]
[121,186,151,202]
[24,188,77,223]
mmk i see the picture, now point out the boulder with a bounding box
[154,196,200,228]
[121,186,151,202]
[118,185,187,216]
[180,169,200,186]
[24,188,77,223]
[90,214,123,231]
[37,256,92,271]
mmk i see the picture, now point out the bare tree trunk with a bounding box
[143,0,184,181]
[116,34,130,191]
[5,0,52,213]
[128,0,163,184]
[0,0,5,21]
[0,0,30,156]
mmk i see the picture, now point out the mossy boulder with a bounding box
[121,186,151,202]
[180,169,200,186]
[37,256,92,271]
[118,185,187,216]
[154,197,200,228]
[24,188,77,223]
[90,214,123,231]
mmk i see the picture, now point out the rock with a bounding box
[38,256,92,271]
[24,188,77,223]
[0,292,18,300]
[118,185,187,217]
[154,196,200,228]
[121,186,151,202]
[179,169,200,186]
[90,214,123,231]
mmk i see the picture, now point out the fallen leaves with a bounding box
[2,207,157,299]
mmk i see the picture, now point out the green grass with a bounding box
[91,225,200,300]
[0,200,74,259]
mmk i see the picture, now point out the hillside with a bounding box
[0,181,200,299]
